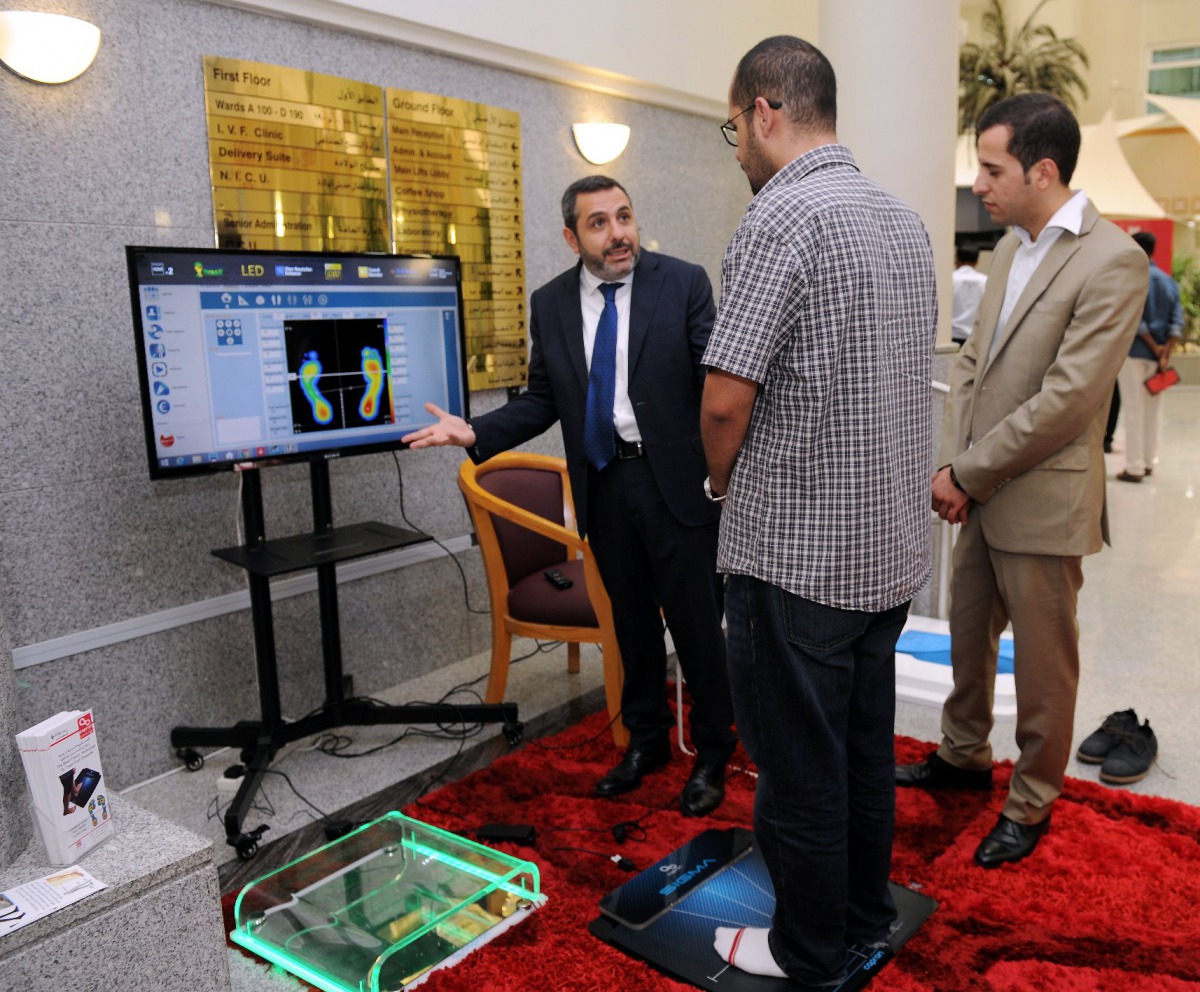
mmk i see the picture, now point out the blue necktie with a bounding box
[584,282,623,470]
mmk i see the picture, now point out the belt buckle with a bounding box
[617,439,644,459]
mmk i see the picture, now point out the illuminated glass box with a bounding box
[230,812,545,991]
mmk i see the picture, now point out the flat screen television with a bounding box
[126,246,468,479]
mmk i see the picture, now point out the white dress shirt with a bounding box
[579,263,641,442]
[989,190,1087,363]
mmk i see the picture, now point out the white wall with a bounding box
[220,0,819,116]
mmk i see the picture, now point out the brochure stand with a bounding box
[170,463,518,860]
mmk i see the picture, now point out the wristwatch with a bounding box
[948,466,966,493]
[703,477,726,503]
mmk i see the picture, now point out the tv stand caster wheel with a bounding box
[176,748,204,771]
[229,824,270,862]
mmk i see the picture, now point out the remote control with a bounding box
[544,569,573,589]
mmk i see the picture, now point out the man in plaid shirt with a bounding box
[701,36,937,989]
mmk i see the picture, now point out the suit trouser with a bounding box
[1117,355,1163,476]
[586,456,736,762]
[938,511,1083,825]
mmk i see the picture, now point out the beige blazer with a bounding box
[942,201,1147,557]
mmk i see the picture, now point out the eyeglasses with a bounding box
[721,99,782,147]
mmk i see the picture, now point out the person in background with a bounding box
[700,35,936,988]
[896,93,1147,871]
[1114,230,1184,483]
[952,244,988,344]
[1103,381,1120,454]
[403,176,737,817]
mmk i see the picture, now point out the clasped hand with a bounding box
[931,466,971,524]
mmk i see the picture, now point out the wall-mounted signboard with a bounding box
[387,90,526,390]
[203,58,528,389]
[203,56,389,253]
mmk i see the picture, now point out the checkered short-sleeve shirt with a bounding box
[703,144,937,611]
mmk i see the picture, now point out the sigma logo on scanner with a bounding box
[658,857,717,896]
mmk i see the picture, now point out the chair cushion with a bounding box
[478,467,569,584]
[507,558,598,628]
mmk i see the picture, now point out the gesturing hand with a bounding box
[401,402,477,449]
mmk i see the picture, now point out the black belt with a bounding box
[615,437,646,459]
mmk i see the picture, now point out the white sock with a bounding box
[713,926,787,979]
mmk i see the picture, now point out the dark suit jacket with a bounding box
[472,250,719,538]
[942,200,1146,556]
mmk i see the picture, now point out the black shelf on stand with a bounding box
[170,460,519,861]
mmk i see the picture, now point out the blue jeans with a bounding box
[725,575,909,986]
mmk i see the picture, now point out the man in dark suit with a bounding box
[403,175,737,816]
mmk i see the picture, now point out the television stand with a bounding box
[170,461,519,861]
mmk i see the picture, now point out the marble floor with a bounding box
[895,385,1200,806]
[122,387,1200,991]
[125,640,614,872]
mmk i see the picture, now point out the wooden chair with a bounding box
[457,452,628,746]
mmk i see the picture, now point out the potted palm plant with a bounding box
[1172,254,1200,383]
[959,0,1090,135]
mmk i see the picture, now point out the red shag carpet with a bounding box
[223,710,1200,991]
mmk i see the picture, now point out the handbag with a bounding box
[1144,367,1180,395]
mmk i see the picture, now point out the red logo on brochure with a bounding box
[77,712,94,739]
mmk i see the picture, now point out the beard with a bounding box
[580,241,640,281]
[741,131,775,195]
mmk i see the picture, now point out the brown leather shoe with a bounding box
[896,752,992,790]
[1115,470,1143,483]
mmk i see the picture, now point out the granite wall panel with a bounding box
[1,0,936,791]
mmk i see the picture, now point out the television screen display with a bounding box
[126,246,468,479]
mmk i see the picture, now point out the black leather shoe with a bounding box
[679,757,727,817]
[595,743,671,797]
[973,814,1049,868]
[896,752,992,790]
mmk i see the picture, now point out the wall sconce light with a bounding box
[0,11,101,84]
[572,122,631,165]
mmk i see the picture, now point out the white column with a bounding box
[819,0,960,343]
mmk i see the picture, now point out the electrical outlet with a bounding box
[216,767,244,793]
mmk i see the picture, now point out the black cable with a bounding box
[392,450,489,615]
[256,767,333,824]
[546,846,639,872]
[541,795,675,846]
[410,728,473,799]
[449,638,566,691]
[205,788,275,824]
[295,693,388,725]
[311,687,487,759]
[526,706,624,751]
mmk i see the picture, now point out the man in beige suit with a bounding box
[897,93,1146,868]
